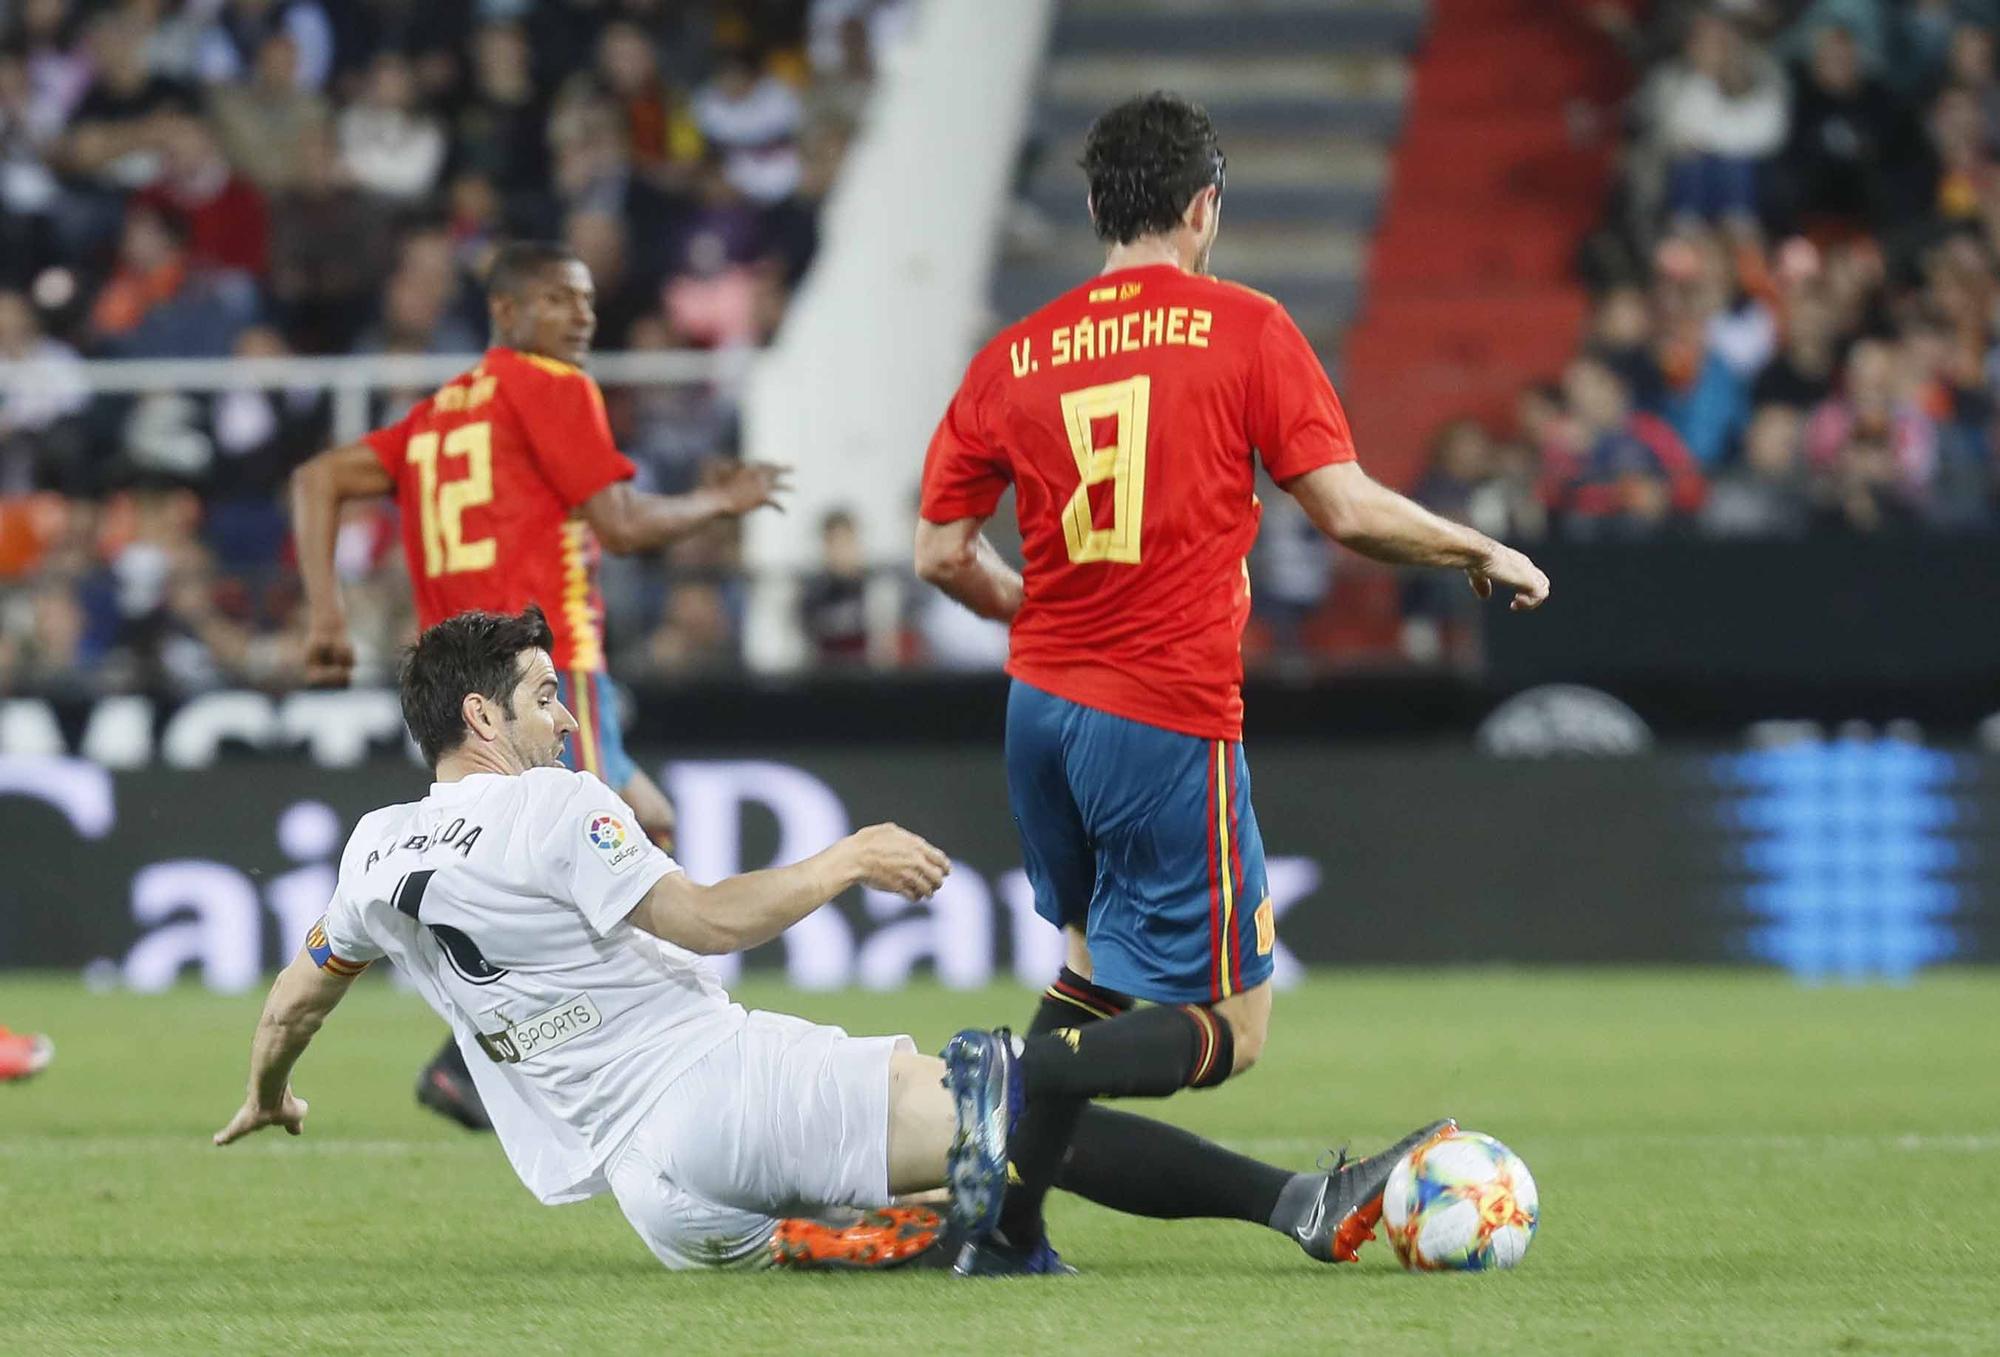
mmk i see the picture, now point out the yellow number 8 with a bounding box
[1058,375,1150,565]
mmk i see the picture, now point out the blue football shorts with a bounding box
[1005,679,1275,1004]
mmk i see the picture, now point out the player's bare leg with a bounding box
[1207,978,1271,1074]
[771,1051,987,1271]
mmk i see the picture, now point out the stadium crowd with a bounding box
[0,0,911,694]
[1429,0,2000,544]
[1366,0,2000,658]
[10,0,2000,695]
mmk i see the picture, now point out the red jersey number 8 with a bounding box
[407,422,497,578]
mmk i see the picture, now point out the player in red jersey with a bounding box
[291,241,786,1128]
[915,94,1548,1274]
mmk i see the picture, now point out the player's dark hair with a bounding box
[1080,92,1226,245]
[485,240,580,300]
[399,606,557,766]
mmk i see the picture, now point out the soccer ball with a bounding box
[1382,1130,1538,1272]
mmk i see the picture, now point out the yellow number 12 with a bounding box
[407,422,497,578]
[1058,375,1150,565]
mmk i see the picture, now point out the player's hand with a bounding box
[710,462,792,517]
[1467,544,1550,612]
[841,823,951,900]
[213,1088,309,1146]
[302,615,357,687]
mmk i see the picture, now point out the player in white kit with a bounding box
[212,606,1010,1269]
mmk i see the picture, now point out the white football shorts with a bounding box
[603,1009,914,1269]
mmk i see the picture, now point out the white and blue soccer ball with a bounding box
[1382,1130,1538,1272]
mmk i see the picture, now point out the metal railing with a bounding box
[0,349,754,445]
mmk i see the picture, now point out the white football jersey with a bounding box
[314,768,748,1204]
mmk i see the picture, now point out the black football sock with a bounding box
[1055,1104,1305,1229]
[996,1093,1085,1249]
[997,969,1131,1248]
[1028,967,1134,1036]
[1000,996,1236,1247]
[429,1034,470,1079]
[1017,1002,1234,1100]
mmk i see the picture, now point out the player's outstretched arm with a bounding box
[212,949,359,1146]
[1285,461,1550,611]
[582,464,791,555]
[290,442,396,686]
[913,517,1024,622]
[627,823,950,955]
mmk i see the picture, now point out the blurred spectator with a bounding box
[1779,24,1915,230]
[1702,403,1812,536]
[808,0,916,86]
[583,19,704,188]
[1549,354,1707,535]
[1586,282,1660,398]
[7,0,92,143]
[134,110,270,276]
[798,508,868,664]
[1812,432,1925,532]
[693,47,803,205]
[337,50,445,203]
[0,50,65,280]
[0,289,88,493]
[665,168,766,349]
[1753,282,1840,409]
[59,11,193,191]
[644,580,738,674]
[1515,380,1573,462]
[617,314,736,493]
[1802,338,1938,502]
[1403,420,1496,658]
[549,90,684,284]
[1644,234,1756,467]
[1643,11,1789,225]
[0,575,89,690]
[1942,23,2000,147]
[763,120,839,286]
[1414,418,1494,521]
[356,237,479,356]
[193,0,335,92]
[452,23,551,207]
[447,172,506,279]
[87,203,258,358]
[267,125,392,352]
[1926,85,1995,223]
[206,30,329,192]
[1250,491,1333,662]
[203,325,326,570]
[1474,439,1552,542]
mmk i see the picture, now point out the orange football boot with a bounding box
[0,1027,53,1083]
[771,1206,945,1270]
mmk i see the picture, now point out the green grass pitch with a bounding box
[3,970,1997,1355]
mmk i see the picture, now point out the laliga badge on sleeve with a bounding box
[585,812,647,873]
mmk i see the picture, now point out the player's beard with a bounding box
[502,717,567,771]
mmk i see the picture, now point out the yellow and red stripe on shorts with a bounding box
[568,668,606,777]
[1206,739,1245,1002]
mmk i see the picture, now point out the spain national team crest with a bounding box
[586,812,645,873]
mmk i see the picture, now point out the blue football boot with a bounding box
[940,1027,1018,1239]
